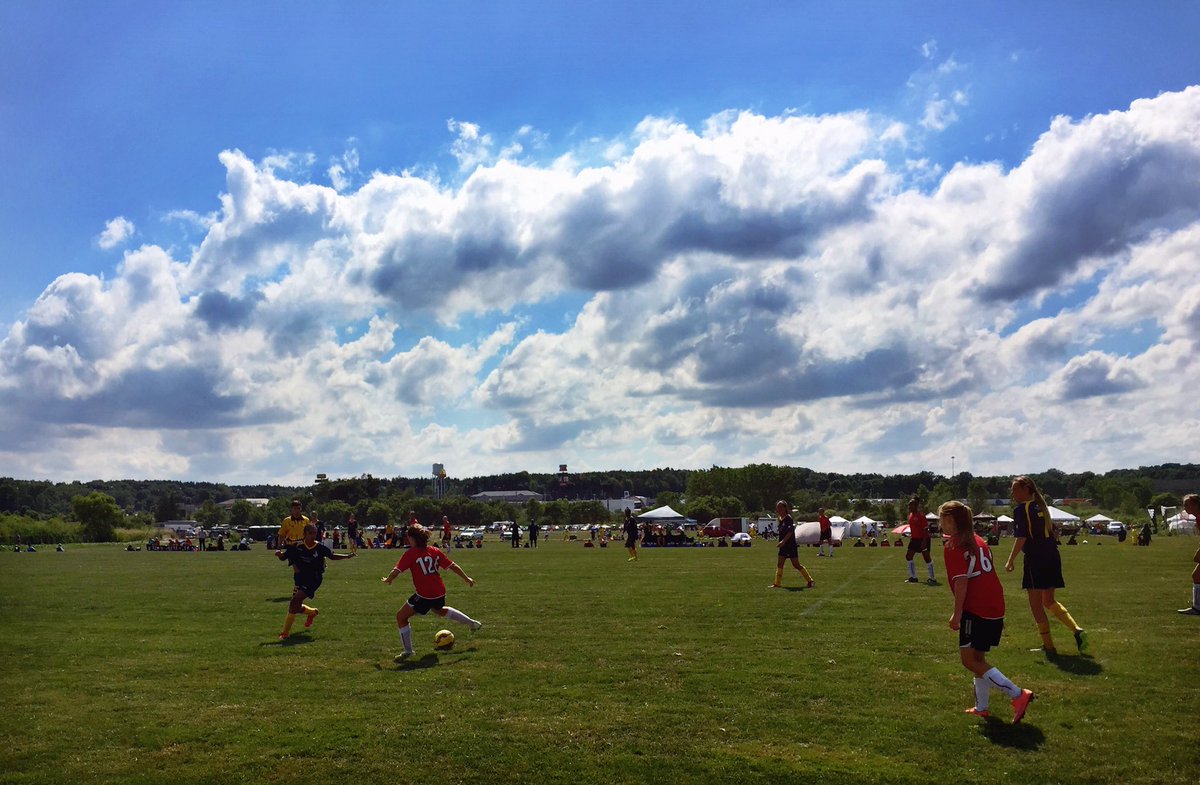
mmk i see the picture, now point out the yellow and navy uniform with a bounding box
[1013,501,1064,590]
[278,515,308,548]
[286,541,335,598]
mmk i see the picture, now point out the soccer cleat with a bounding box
[767,583,781,589]
[304,609,320,628]
[1177,606,1200,615]
[963,707,991,718]
[926,578,939,586]
[1011,689,1035,724]
[278,633,288,640]
[806,580,814,588]
[1074,629,1089,653]
[470,620,483,632]
[394,651,414,663]
[905,577,920,584]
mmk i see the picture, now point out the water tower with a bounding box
[432,464,448,500]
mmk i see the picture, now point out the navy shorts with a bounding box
[406,594,447,615]
[1022,549,1065,590]
[294,575,322,599]
[959,611,1004,652]
[778,542,799,559]
[818,528,832,543]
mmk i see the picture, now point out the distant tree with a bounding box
[1149,492,1180,510]
[967,479,991,514]
[927,481,956,512]
[72,492,123,542]
[366,502,389,528]
[317,500,354,527]
[228,500,254,528]
[655,491,682,510]
[194,500,228,529]
[154,494,180,523]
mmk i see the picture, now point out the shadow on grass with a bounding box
[260,634,314,647]
[267,596,293,603]
[375,653,440,671]
[980,719,1045,750]
[1047,653,1103,676]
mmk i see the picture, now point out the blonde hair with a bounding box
[1013,475,1053,537]
[939,500,976,552]
[407,523,431,547]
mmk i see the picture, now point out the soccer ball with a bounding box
[434,629,455,650]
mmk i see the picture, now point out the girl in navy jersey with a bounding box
[382,523,482,661]
[768,500,813,589]
[1004,476,1088,654]
[941,501,1034,723]
[278,523,356,640]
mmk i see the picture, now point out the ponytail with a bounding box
[939,500,977,553]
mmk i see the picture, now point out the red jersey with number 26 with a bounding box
[395,546,454,598]
[943,534,1005,619]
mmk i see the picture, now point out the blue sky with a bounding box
[1,2,1198,484]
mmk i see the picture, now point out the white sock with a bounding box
[1193,584,1200,609]
[983,667,1021,699]
[399,624,413,654]
[927,562,936,580]
[444,607,478,627]
[972,677,990,711]
[907,561,916,579]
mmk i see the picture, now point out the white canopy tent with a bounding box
[1046,505,1080,523]
[1167,512,1197,535]
[638,506,687,521]
[1086,514,1113,524]
[843,515,877,538]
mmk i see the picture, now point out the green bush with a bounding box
[0,514,81,545]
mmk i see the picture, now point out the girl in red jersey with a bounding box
[905,496,938,585]
[941,501,1034,723]
[382,523,482,661]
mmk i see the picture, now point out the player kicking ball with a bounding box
[941,501,1034,723]
[277,523,356,639]
[382,523,482,661]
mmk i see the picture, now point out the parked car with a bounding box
[1106,522,1126,536]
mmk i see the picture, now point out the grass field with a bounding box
[2,535,1197,784]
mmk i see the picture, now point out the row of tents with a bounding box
[639,504,1200,544]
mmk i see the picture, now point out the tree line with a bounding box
[1,463,1195,544]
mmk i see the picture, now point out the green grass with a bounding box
[2,536,1197,784]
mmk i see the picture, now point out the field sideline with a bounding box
[2,536,1197,784]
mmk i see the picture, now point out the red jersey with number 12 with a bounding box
[943,534,1005,619]
[394,546,454,598]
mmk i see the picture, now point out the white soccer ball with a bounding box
[434,629,455,650]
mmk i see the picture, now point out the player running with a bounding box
[277,523,356,639]
[941,501,1034,723]
[382,523,482,661]
[905,496,938,585]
